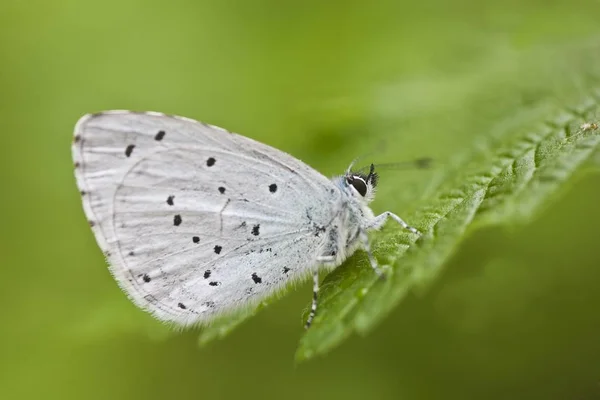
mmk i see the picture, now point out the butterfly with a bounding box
[73,111,420,329]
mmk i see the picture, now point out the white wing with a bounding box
[73,111,340,326]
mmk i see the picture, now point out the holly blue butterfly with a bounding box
[72,111,420,329]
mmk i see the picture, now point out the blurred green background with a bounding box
[2,1,600,399]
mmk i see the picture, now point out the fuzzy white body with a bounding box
[73,111,416,327]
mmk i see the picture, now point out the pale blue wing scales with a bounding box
[73,111,339,326]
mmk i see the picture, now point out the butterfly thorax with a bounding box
[315,174,377,269]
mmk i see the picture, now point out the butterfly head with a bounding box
[344,163,378,203]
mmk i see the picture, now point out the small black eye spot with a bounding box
[155,130,165,141]
[125,144,135,157]
[269,184,277,193]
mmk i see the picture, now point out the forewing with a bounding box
[73,111,338,326]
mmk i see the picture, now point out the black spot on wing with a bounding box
[204,270,211,279]
[269,183,277,193]
[251,273,262,284]
[209,281,220,286]
[283,267,290,274]
[155,130,165,141]
[214,245,222,254]
[252,224,260,236]
[166,195,174,206]
[218,186,226,194]
[177,302,186,309]
[174,214,182,226]
[192,236,200,243]
[125,144,135,157]
[206,157,216,167]
[142,274,151,283]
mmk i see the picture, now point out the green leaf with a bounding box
[296,98,600,361]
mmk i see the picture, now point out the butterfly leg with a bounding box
[305,271,319,329]
[367,211,420,235]
[360,231,385,279]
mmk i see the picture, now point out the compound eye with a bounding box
[348,176,367,197]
